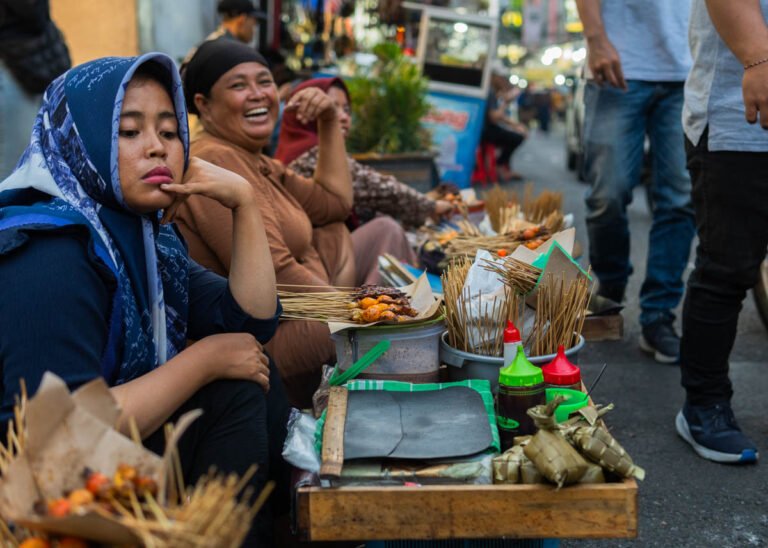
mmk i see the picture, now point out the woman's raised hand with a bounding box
[285,87,338,125]
[160,158,255,223]
[196,332,271,392]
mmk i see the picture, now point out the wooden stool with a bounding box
[471,141,498,186]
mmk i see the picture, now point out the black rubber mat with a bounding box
[343,387,493,460]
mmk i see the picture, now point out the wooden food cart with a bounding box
[298,365,638,543]
[296,452,637,541]
[297,469,637,542]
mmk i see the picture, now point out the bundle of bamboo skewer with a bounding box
[482,257,542,295]
[277,287,355,322]
[528,271,593,357]
[484,184,563,234]
[443,210,564,260]
[523,185,563,224]
[442,258,523,357]
[485,185,518,233]
[442,255,592,359]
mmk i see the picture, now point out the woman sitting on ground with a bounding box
[174,40,353,408]
[275,77,453,285]
[0,54,286,547]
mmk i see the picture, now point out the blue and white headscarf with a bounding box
[0,53,190,384]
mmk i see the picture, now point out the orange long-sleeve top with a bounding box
[174,132,350,289]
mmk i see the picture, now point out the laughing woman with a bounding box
[0,54,287,546]
[174,40,355,408]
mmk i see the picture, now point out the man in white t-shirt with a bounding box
[575,0,695,364]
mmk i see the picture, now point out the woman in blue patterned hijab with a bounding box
[0,54,287,546]
[0,54,193,384]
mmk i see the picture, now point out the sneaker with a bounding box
[639,320,680,364]
[676,402,758,464]
[596,282,626,305]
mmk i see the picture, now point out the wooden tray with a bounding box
[297,478,637,541]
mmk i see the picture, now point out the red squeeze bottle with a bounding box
[541,345,582,391]
[502,321,522,366]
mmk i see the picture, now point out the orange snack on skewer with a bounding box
[358,297,378,309]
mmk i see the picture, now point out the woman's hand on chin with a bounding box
[285,87,338,125]
[160,158,255,222]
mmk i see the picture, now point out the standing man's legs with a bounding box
[582,80,648,303]
[675,132,768,463]
[639,82,695,362]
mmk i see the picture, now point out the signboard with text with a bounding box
[422,91,486,188]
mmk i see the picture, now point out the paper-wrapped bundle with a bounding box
[572,424,645,481]
[0,373,270,547]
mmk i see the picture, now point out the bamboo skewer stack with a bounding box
[277,283,423,324]
[444,254,592,359]
[277,290,355,322]
[442,259,522,357]
[430,185,565,261]
[528,271,593,357]
[485,185,518,233]
[442,257,472,351]
[523,185,563,224]
[444,233,528,259]
[455,219,482,237]
[482,257,542,295]
[0,382,26,476]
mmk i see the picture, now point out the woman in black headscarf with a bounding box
[175,39,354,408]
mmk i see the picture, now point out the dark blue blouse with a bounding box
[0,227,280,421]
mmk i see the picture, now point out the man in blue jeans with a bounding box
[675,0,768,464]
[575,0,696,363]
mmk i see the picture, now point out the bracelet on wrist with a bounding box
[744,57,768,70]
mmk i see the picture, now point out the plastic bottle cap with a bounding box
[503,321,521,344]
[499,345,544,387]
[541,345,581,386]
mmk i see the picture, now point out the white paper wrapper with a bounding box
[460,250,508,350]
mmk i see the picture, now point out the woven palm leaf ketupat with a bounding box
[572,425,646,481]
[523,397,590,489]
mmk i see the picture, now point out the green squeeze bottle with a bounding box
[496,345,546,450]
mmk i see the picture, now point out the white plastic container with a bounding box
[331,321,446,383]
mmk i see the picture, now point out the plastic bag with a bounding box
[281,409,321,473]
[311,364,336,418]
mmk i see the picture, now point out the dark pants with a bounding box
[144,358,290,547]
[681,131,768,406]
[482,123,525,167]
